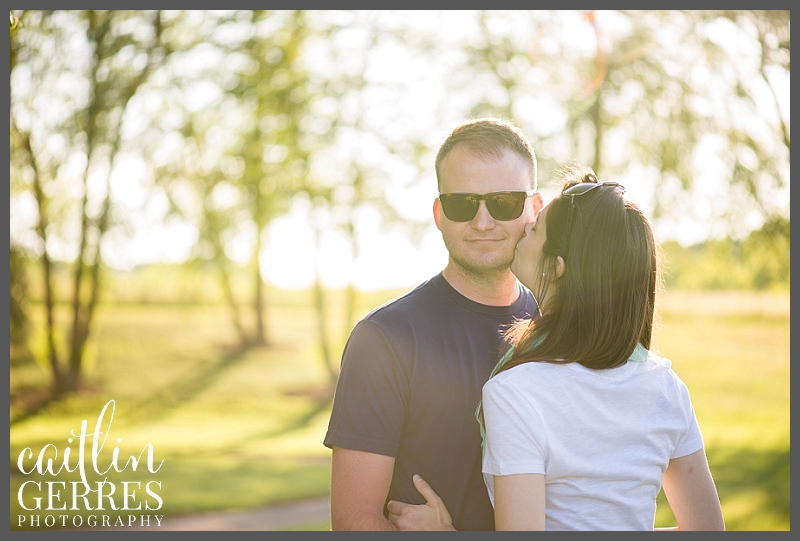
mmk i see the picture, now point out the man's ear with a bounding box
[433,198,442,231]
[555,255,566,279]
[532,192,544,216]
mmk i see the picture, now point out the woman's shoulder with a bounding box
[642,348,680,375]
[640,349,696,398]
[484,358,569,395]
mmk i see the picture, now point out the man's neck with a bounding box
[441,263,521,307]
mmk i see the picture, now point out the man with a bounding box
[323,118,544,531]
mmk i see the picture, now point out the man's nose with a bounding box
[471,200,496,230]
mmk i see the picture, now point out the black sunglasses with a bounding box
[439,190,536,222]
[563,181,625,251]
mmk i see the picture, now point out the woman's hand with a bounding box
[387,475,456,531]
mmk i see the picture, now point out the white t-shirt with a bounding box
[481,345,704,531]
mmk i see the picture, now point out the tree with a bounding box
[10,10,30,367]
[445,10,789,243]
[153,11,433,383]
[296,11,438,383]
[578,10,789,237]
[147,11,316,349]
[231,10,314,346]
[10,10,172,395]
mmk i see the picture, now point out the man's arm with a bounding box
[659,448,725,531]
[330,446,398,531]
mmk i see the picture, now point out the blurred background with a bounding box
[9,10,789,531]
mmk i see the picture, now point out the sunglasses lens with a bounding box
[440,192,529,222]
[440,194,479,222]
[486,193,525,221]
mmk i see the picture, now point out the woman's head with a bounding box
[504,164,661,371]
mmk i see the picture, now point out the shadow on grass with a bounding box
[10,386,58,427]
[122,343,335,442]
[9,340,260,428]
[123,338,336,430]
[711,446,790,528]
[119,336,337,461]
[10,379,105,427]
[165,389,335,461]
[656,445,790,530]
[10,338,337,462]
[122,342,257,425]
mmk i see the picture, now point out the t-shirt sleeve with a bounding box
[671,372,705,458]
[323,319,409,457]
[481,373,547,476]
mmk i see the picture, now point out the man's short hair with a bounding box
[435,118,538,191]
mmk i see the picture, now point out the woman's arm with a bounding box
[659,448,725,531]
[493,473,546,530]
[387,475,456,531]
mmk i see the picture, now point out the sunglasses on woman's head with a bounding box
[563,181,626,253]
[438,190,536,222]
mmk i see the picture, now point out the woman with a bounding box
[479,164,725,530]
[387,164,725,531]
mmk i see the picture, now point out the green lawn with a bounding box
[650,291,790,531]
[9,288,789,531]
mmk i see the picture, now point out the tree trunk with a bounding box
[63,10,106,394]
[313,275,338,385]
[42,232,64,396]
[69,178,114,392]
[14,120,63,396]
[311,226,338,385]
[253,221,268,346]
[341,224,359,355]
[215,243,248,346]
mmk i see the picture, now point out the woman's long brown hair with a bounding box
[497,164,661,374]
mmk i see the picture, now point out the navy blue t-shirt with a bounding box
[324,272,538,531]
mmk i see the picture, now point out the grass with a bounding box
[9,287,790,531]
[650,290,790,531]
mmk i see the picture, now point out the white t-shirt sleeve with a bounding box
[671,372,705,458]
[482,373,547,476]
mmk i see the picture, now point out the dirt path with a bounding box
[127,496,330,531]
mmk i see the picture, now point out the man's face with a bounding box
[434,145,542,278]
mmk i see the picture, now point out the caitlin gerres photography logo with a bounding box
[15,400,164,529]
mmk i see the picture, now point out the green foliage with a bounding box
[661,217,790,291]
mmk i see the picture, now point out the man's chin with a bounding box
[451,256,514,278]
